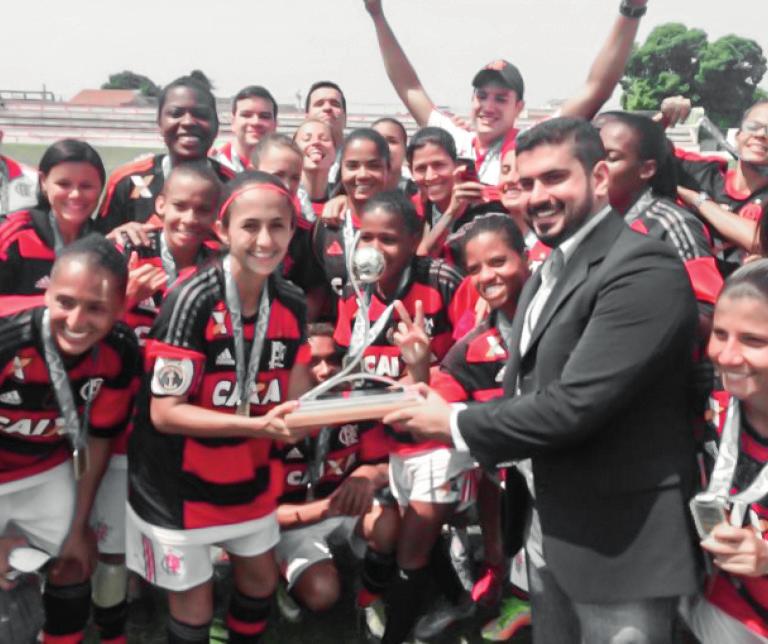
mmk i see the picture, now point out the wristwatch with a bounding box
[693,191,710,209]
[619,0,648,18]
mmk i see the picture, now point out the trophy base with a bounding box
[286,387,422,429]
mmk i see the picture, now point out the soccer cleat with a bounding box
[481,596,531,641]
[276,582,302,623]
[413,594,475,641]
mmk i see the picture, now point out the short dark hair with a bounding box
[37,139,106,210]
[516,117,606,174]
[250,133,302,170]
[460,213,525,261]
[53,233,128,297]
[593,111,678,200]
[361,190,422,237]
[305,81,347,113]
[742,99,768,125]
[219,169,296,228]
[157,76,219,129]
[406,127,458,165]
[340,128,391,169]
[162,160,223,202]
[373,117,408,145]
[307,322,335,339]
[719,258,768,304]
[232,85,278,119]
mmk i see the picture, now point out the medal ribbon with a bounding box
[222,255,271,416]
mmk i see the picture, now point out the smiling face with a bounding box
[410,142,456,208]
[40,162,103,234]
[217,186,295,278]
[45,258,124,357]
[709,293,768,406]
[340,139,389,209]
[295,121,336,172]
[737,102,768,166]
[158,86,218,162]
[498,148,526,220]
[471,83,524,144]
[358,206,419,293]
[517,141,609,247]
[464,230,528,316]
[231,96,276,153]
[157,172,219,259]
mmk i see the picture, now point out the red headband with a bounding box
[218,183,300,221]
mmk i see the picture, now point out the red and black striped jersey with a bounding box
[283,218,326,294]
[96,154,234,235]
[128,262,311,530]
[626,191,723,306]
[0,305,139,485]
[675,149,768,272]
[311,213,361,298]
[277,422,388,504]
[704,391,768,638]
[0,209,95,301]
[434,316,507,405]
[120,229,220,347]
[334,256,464,454]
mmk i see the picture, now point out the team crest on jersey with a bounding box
[34,275,51,290]
[130,175,154,200]
[151,358,194,396]
[11,355,32,381]
[268,341,287,370]
[211,311,228,336]
[337,424,359,447]
[80,378,104,401]
[161,548,185,576]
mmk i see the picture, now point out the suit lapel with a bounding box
[521,213,625,360]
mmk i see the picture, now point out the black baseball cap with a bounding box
[472,60,525,100]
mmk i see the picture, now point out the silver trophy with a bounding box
[286,232,422,429]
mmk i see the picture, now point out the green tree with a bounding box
[101,71,161,97]
[621,24,766,128]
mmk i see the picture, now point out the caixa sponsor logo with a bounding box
[0,416,64,436]
[211,379,282,407]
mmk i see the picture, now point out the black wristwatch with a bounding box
[619,0,647,18]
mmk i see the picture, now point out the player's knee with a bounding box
[367,504,400,553]
[295,563,340,613]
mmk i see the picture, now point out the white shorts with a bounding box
[90,455,127,555]
[125,503,280,591]
[389,449,476,508]
[275,515,360,589]
[0,462,75,556]
[680,595,768,644]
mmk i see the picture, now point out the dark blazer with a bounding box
[458,211,700,603]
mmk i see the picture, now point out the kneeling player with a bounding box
[125,171,311,643]
[275,322,398,618]
[0,235,138,643]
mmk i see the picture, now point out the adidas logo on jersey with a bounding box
[327,240,344,256]
[0,390,22,405]
[285,447,304,460]
[34,275,51,290]
[216,348,235,366]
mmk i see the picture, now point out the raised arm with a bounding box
[559,0,648,120]
[364,0,435,126]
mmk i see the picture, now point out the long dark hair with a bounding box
[37,139,106,210]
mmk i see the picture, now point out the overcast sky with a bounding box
[5,1,767,113]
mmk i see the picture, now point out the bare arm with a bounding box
[364,0,435,125]
[559,1,648,120]
[678,186,760,253]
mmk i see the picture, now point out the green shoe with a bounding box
[209,616,228,643]
[481,596,531,641]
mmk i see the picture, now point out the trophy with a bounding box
[286,233,423,429]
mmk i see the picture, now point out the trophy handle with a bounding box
[299,373,402,402]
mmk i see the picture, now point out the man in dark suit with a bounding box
[385,117,700,642]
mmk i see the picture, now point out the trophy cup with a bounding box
[286,233,423,429]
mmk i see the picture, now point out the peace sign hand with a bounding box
[393,299,430,369]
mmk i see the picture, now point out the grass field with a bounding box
[4,143,163,175]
